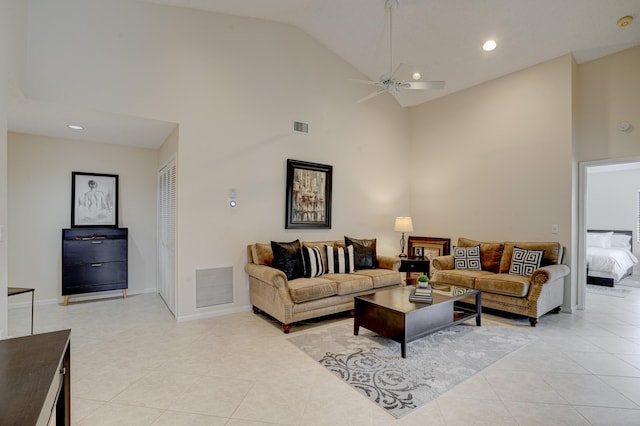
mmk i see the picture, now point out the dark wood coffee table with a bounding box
[354,286,481,358]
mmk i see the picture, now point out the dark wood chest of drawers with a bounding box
[62,227,128,302]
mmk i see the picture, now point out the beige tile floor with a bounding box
[7,281,640,425]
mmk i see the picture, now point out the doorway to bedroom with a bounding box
[580,158,640,309]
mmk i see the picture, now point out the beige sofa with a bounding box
[431,237,570,326]
[245,240,402,333]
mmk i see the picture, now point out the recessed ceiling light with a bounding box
[412,72,421,80]
[67,124,84,130]
[482,39,497,52]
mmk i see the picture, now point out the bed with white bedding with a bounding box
[587,230,638,287]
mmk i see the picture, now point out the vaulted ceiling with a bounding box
[8,0,640,148]
[141,0,640,107]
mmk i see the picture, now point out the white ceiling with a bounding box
[8,0,640,148]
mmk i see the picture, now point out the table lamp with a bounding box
[394,216,413,258]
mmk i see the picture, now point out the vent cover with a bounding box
[196,266,233,308]
[293,121,309,134]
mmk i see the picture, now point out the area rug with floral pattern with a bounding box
[288,320,536,418]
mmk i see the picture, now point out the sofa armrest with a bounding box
[530,264,570,286]
[244,263,288,289]
[432,255,455,271]
[377,255,400,271]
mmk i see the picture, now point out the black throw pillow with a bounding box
[271,239,303,280]
[344,236,378,270]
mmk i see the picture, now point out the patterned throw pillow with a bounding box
[301,246,325,278]
[454,245,482,270]
[325,245,355,274]
[508,247,544,277]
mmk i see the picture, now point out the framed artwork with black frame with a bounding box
[71,171,119,227]
[407,236,451,261]
[285,159,332,229]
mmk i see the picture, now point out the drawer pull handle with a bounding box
[90,241,103,244]
[91,263,103,267]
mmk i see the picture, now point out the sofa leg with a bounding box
[252,306,261,314]
[282,323,292,334]
[529,318,538,327]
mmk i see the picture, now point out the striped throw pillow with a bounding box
[325,245,355,274]
[301,246,325,278]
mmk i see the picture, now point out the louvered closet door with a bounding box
[158,158,176,315]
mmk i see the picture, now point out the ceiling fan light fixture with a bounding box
[412,72,421,80]
[67,124,84,130]
[482,39,497,51]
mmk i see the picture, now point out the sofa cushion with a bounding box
[454,245,482,270]
[271,240,303,280]
[349,269,402,288]
[500,242,561,273]
[508,247,544,277]
[475,273,531,297]
[458,237,504,273]
[326,245,355,274]
[345,236,378,270]
[324,273,373,295]
[432,269,494,288]
[288,277,337,303]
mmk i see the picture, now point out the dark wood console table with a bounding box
[0,329,71,425]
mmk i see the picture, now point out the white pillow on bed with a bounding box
[587,232,613,248]
[611,234,632,250]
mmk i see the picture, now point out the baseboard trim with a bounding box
[8,287,158,309]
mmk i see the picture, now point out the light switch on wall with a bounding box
[551,224,559,234]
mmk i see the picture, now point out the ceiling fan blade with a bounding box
[402,81,446,90]
[357,89,386,103]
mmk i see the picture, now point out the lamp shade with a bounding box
[394,217,414,232]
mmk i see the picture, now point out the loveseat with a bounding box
[430,237,570,326]
[245,238,402,333]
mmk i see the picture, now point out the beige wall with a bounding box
[575,46,640,162]
[408,55,574,309]
[7,133,159,302]
[159,126,179,168]
[19,0,410,320]
[574,46,640,307]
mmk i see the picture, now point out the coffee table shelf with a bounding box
[354,286,481,358]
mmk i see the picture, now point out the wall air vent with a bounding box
[195,266,233,308]
[293,121,309,135]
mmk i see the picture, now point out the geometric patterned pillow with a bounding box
[508,247,544,277]
[301,245,325,278]
[453,245,482,270]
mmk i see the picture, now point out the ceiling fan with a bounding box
[353,0,445,103]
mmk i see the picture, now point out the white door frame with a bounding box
[578,156,640,310]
